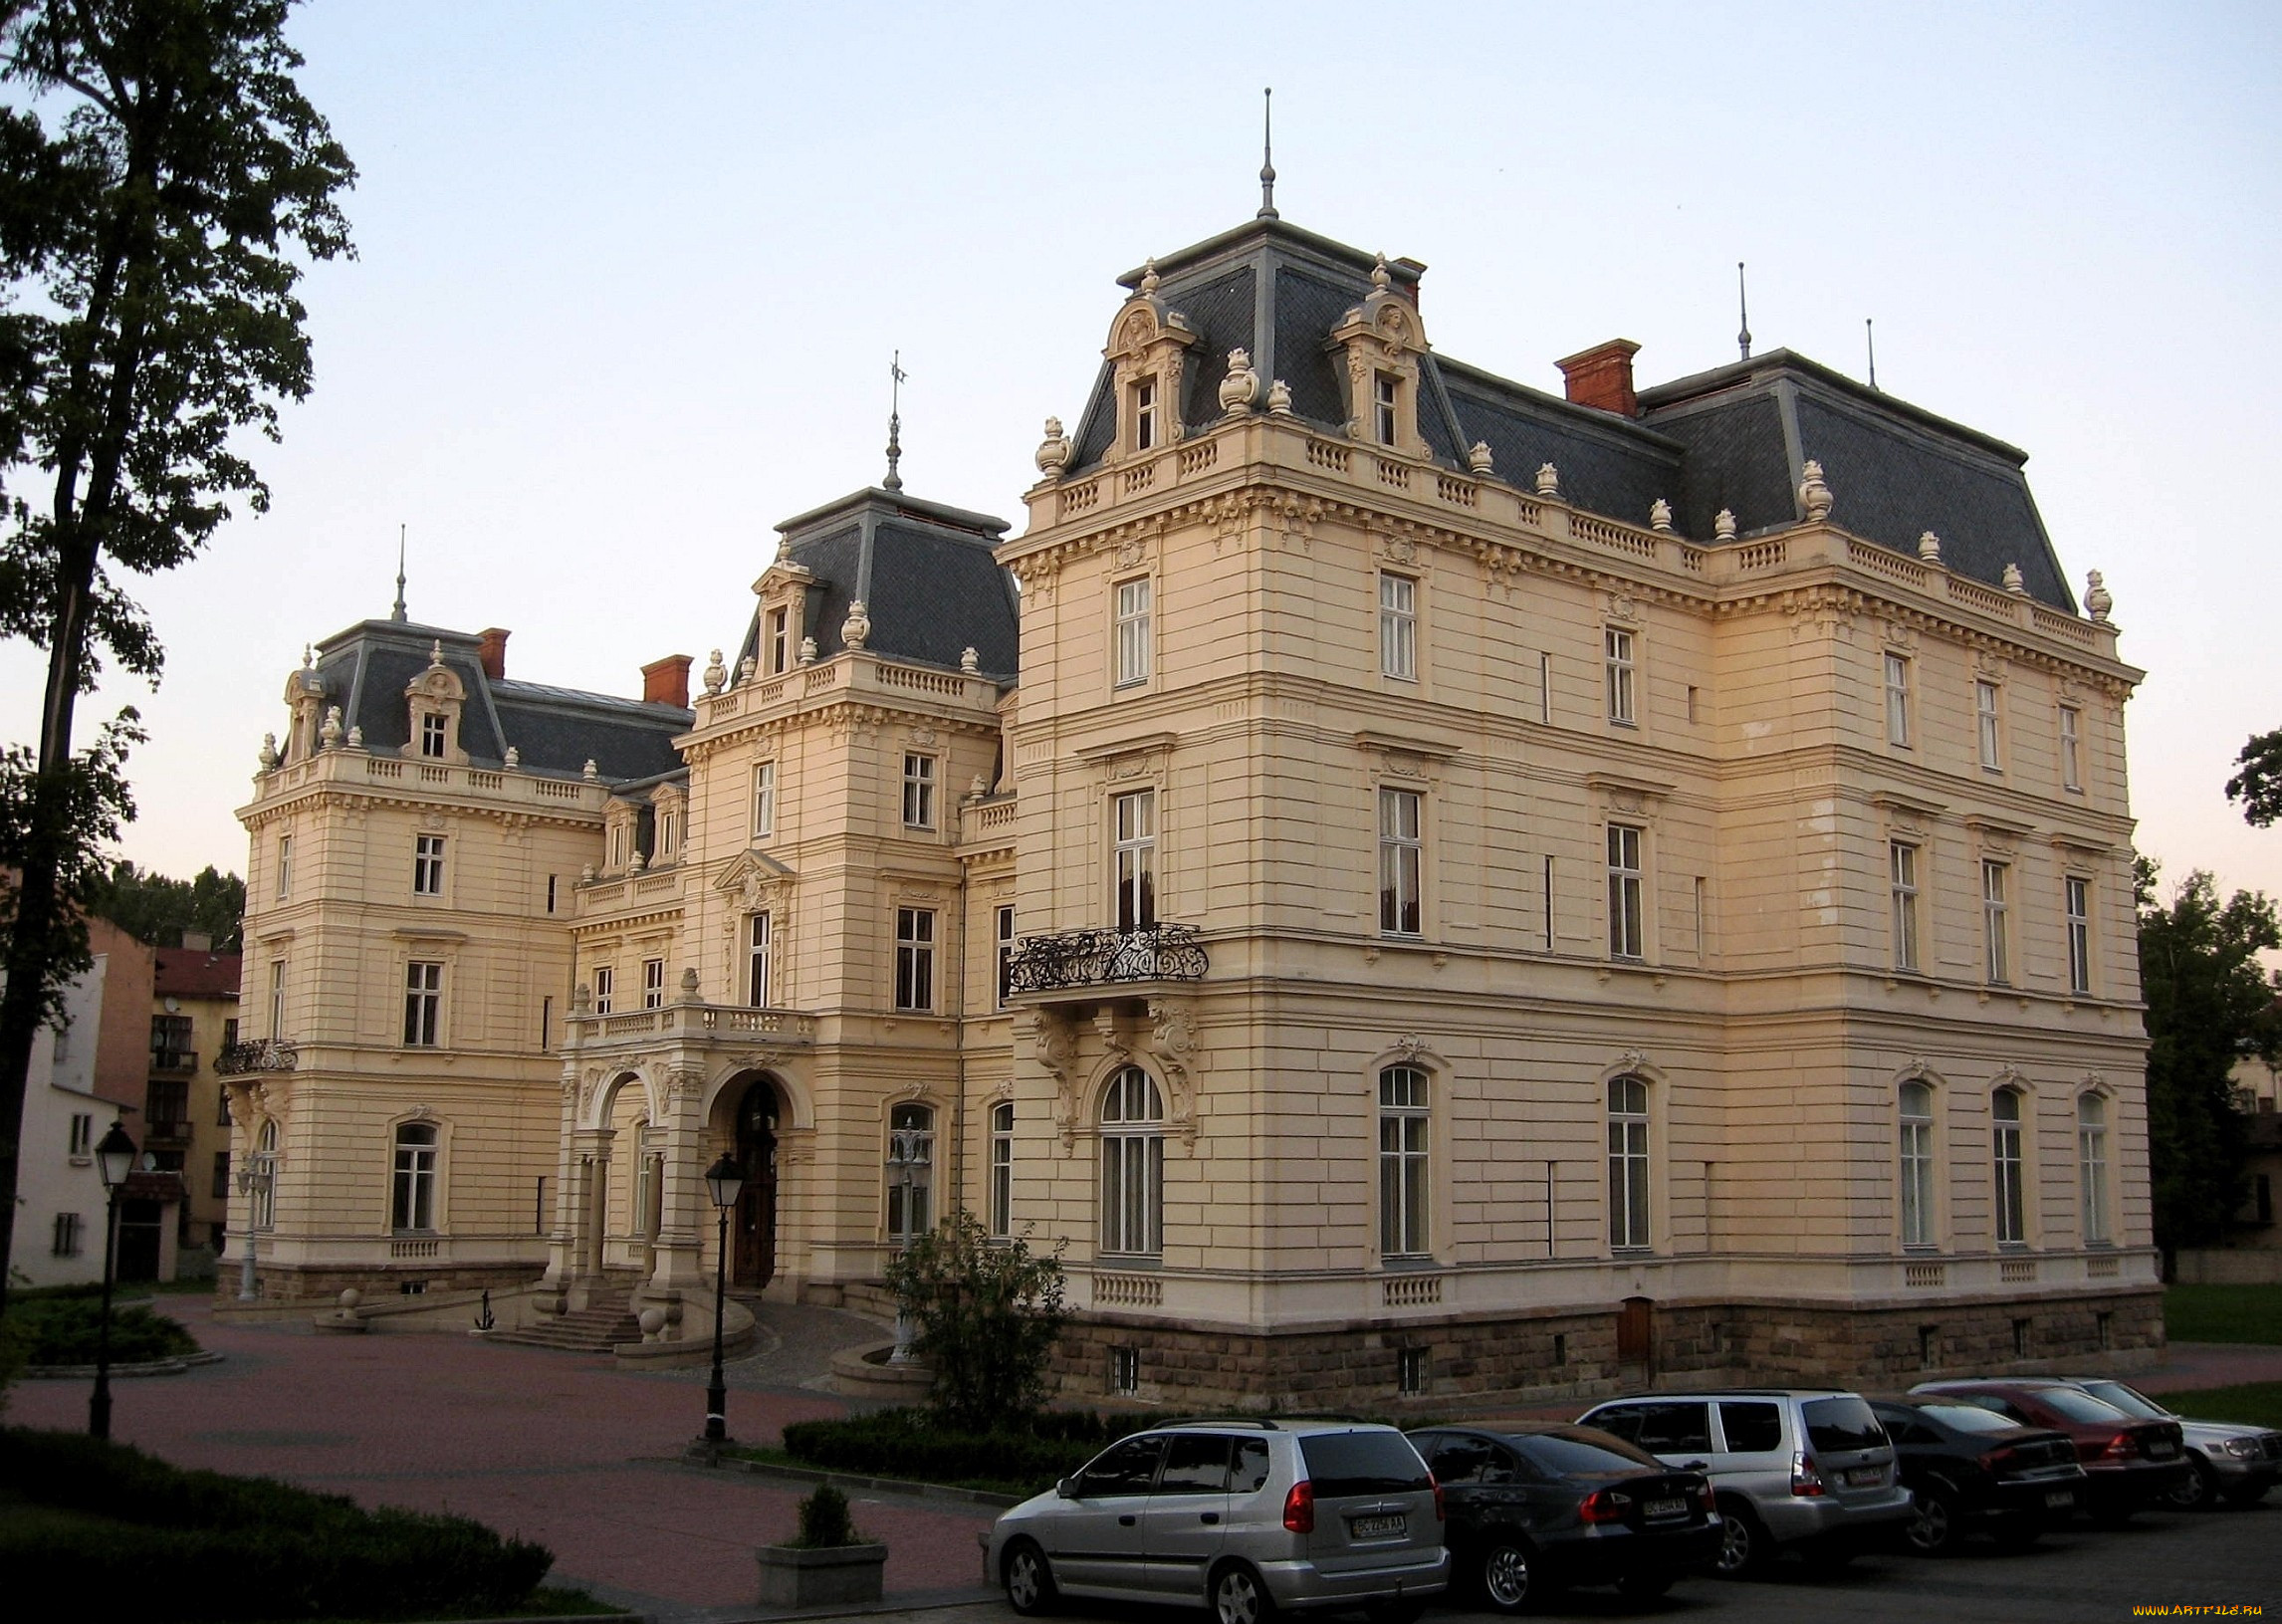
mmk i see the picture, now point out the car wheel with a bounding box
[1712,1500,1766,1578]
[1003,1540,1056,1617]
[1478,1540,1538,1614]
[1906,1487,1958,1556]
[1616,1571,1676,1600]
[2166,1457,2217,1512]
[1210,1561,1273,1624]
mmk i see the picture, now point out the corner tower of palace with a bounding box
[231,208,2151,1406]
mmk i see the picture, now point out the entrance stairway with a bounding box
[488,1291,639,1353]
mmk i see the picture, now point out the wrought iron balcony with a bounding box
[1005,924,1209,995]
[216,1038,299,1076]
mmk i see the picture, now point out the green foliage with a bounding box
[793,1483,862,1548]
[2225,729,2282,827]
[884,1209,1069,1431]
[86,857,244,948]
[0,1427,554,1620]
[2142,1380,2282,1432]
[2139,868,2282,1256]
[0,711,141,1029]
[2163,1283,2282,1346]
[0,1293,198,1362]
[779,1407,1150,1494]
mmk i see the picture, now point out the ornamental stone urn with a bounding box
[1218,348,1259,414]
[1034,415,1071,476]
[1797,459,1834,521]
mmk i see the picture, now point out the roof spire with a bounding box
[390,523,407,621]
[883,350,906,492]
[1256,87,1278,220]
[1736,262,1752,361]
[1865,317,1879,389]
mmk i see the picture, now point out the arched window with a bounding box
[1899,1080,1937,1248]
[391,1122,438,1233]
[885,1103,934,1249]
[1608,1075,1650,1251]
[1100,1066,1165,1257]
[989,1101,1016,1238]
[1379,1066,1430,1258]
[1992,1088,2026,1246]
[2078,1094,2111,1245]
[251,1119,278,1231]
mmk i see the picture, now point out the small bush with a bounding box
[794,1484,863,1547]
[781,1407,1151,1491]
[885,1212,1068,1431]
[0,1296,198,1364]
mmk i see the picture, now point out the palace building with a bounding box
[227,205,2156,1406]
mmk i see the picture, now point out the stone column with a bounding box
[648,1065,708,1291]
[540,1067,583,1291]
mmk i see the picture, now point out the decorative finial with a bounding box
[1372,254,1391,292]
[1865,317,1878,390]
[1797,458,1833,521]
[428,639,444,668]
[1918,531,1942,563]
[504,745,521,769]
[1035,415,1071,476]
[302,643,313,670]
[679,967,701,1000]
[799,635,817,665]
[1714,508,1737,542]
[1535,462,1560,498]
[961,645,980,675]
[883,351,906,492]
[319,705,343,750]
[701,649,726,695]
[1736,262,1751,360]
[1650,498,1675,534]
[1219,348,1259,414]
[1265,378,1292,415]
[581,758,598,782]
[628,848,645,873]
[1140,258,1160,298]
[1257,87,1278,220]
[391,524,407,622]
[2085,570,2112,622]
[344,725,363,750]
[258,732,280,772]
[2001,562,2027,595]
[1467,440,1494,476]
[841,599,871,651]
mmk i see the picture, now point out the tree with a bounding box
[2138,863,2282,1268]
[87,857,242,947]
[2226,729,2282,828]
[0,0,353,1312]
[884,1211,1068,1432]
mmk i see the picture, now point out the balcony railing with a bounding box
[216,1039,299,1076]
[1005,924,1209,995]
[149,1049,199,1075]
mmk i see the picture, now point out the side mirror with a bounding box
[1056,1478,1078,1500]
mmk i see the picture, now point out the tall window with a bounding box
[1993,1089,2026,1246]
[403,961,442,1046]
[251,1119,277,1230]
[767,605,791,674]
[748,913,773,1007]
[1379,1065,1430,1258]
[1890,841,1921,972]
[413,833,446,897]
[1378,787,1423,936]
[1607,824,1645,960]
[68,1113,93,1156]
[885,1103,934,1248]
[989,1100,1016,1238]
[1114,790,1157,930]
[1100,1066,1165,1256]
[1373,372,1399,445]
[1608,1074,1651,1251]
[641,958,665,1010]
[894,907,936,1011]
[902,753,937,830]
[53,1212,82,1257]
[276,833,294,900]
[753,761,777,838]
[1605,628,1636,725]
[1114,578,1152,688]
[1379,574,1416,680]
[2065,876,2092,995]
[1884,652,1912,747]
[2078,1094,2111,1244]
[592,965,613,1016]
[268,960,287,1038]
[995,905,1016,1007]
[391,1122,438,1232]
[2059,705,2082,792]
[1899,1079,1936,1248]
[1132,377,1158,452]
[419,712,446,759]
[1982,860,2010,984]
[1975,680,2002,771]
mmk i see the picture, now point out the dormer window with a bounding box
[767,606,790,675]
[1374,373,1400,446]
[1133,378,1158,452]
[419,713,446,759]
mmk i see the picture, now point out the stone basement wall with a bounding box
[226,1262,541,1302]
[1053,1290,2165,1413]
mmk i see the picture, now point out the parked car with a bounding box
[1867,1397,2088,1553]
[1404,1423,1720,1612]
[2055,1377,2282,1510]
[1575,1389,1915,1576]
[987,1420,1450,1624]
[1908,1379,2189,1522]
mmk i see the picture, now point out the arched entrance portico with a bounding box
[731,1075,782,1289]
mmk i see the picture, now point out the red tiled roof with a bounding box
[153,948,241,1000]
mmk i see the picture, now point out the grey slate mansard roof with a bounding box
[306,620,691,787]
[1062,215,2077,612]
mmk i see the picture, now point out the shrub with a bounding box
[794,1483,863,1547]
[781,1407,1150,1491]
[0,1296,198,1364]
[884,1210,1067,1431]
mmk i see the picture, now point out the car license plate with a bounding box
[1845,1467,1885,1487]
[1349,1513,1405,1539]
[2044,1491,2075,1509]
[1644,1498,1689,1518]
[2145,1441,2175,1459]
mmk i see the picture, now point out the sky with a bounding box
[3,0,2279,913]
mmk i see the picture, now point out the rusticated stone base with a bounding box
[218,1262,542,1303]
[1052,1288,2165,1412]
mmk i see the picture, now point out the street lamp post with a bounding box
[234,1148,273,1300]
[701,1152,746,1445]
[90,1120,138,1441]
[885,1125,927,1363]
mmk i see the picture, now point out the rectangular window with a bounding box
[540,996,553,1050]
[402,961,443,1046]
[1379,1066,1430,1258]
[1379,574,1416,681]
[592,965,613,1016]
[1975,680,2002,771]
[52,1212,82,1258]
[2080,1097,2112,1245]
[1608,1075,1651,1251]
[1100,1132,1163,1256]
[1373,371,1399,445]
[902,753,937,830]
[276,833,294,900]
[419,712,447,759]
[1993,1092,2026,1246]
[68,1112,93,1157]
[747,913,774,1007]
[216,1083,234,1127]
[1397,1347,1429,1395]
[1133,377,1157,451]
[894,907,936,1011]
[150,1013,193,1070]
[211,1150,232,1202]
[1538,651,1552,723]
[2059,705,2082,792]
[1605,627,1636,725]
[1111,1345,1142,1396]
[1884,653,1912,747]
[1890,842,1921,972]
[658,809,679,860]
[989,1101,1015,1239]
[767,604,791,674]
[413,833,445,897]
[268,961,287,1038]
[1982,860,2010,985]
[147,1077,188,1137]
[641,958,665,1010]
[2066,875,2092,995]
[392,1132,437,1233]
[751,760,778,838]
[1113,790,1157,931]
[546,873,558,914]
[1378,787,1423,936]
[1607,824,1645,960]
[1543,855,1554,951]
[1900,1084,1937,1248]
[1114,577,1152,687]
[995,904,1016,1008]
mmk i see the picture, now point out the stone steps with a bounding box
[488,1296,639,1353]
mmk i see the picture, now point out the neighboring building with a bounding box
[148,937,243,1256]
[232,206,2156,1402]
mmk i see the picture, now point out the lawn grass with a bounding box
[2164,1283,2282,1345]
[2142,1380,2282,1431]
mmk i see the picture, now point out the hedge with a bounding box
[0,1429,554,1621]
[780,1407,1152,1489]
[2,1296,199,1364]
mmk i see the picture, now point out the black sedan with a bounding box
[1407,1423,1720,1612]
[1869,1398,2089,1554]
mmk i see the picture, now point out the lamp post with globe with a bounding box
[89,1119,139,1440]
[702,1152,746,1444]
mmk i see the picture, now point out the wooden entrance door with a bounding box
[1616,1295,1654,1364]
[733,1082,779,1288]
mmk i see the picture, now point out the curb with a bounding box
[24,1349,225,1380]
[695,1584,1000,1623]
[682,1447,1023,1510]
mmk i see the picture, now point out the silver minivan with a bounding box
[987,1421,1450,1624]
[1577,1389,1915,1575]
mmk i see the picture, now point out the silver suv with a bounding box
[987,1421,1450,1624]
[1576,1389,1915,1575]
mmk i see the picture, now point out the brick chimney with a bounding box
[642,654,693,709]
[477,627,511,680]
[1554,340,1642,417]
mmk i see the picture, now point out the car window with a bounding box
[1156,1434,1233,1494]
[1587,1405,1644,1443]
[1515,1433,1659,1477]
[1953,1393,2030,1424]
[1914,1404,2020,1435]
[2033,1389,2133,1425]
[1538,1426,1664,1469]
[1801,1397,1887,1453]
[1630,1402,1713,1455]
[1717,1401,1784,1453]
[1429,1437,1522,1485]
[2078,1381,2168,1421]
[1298,1431,1431,1497]
[1233,1439,1271,1495]
[1078,1434,1165,1496]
